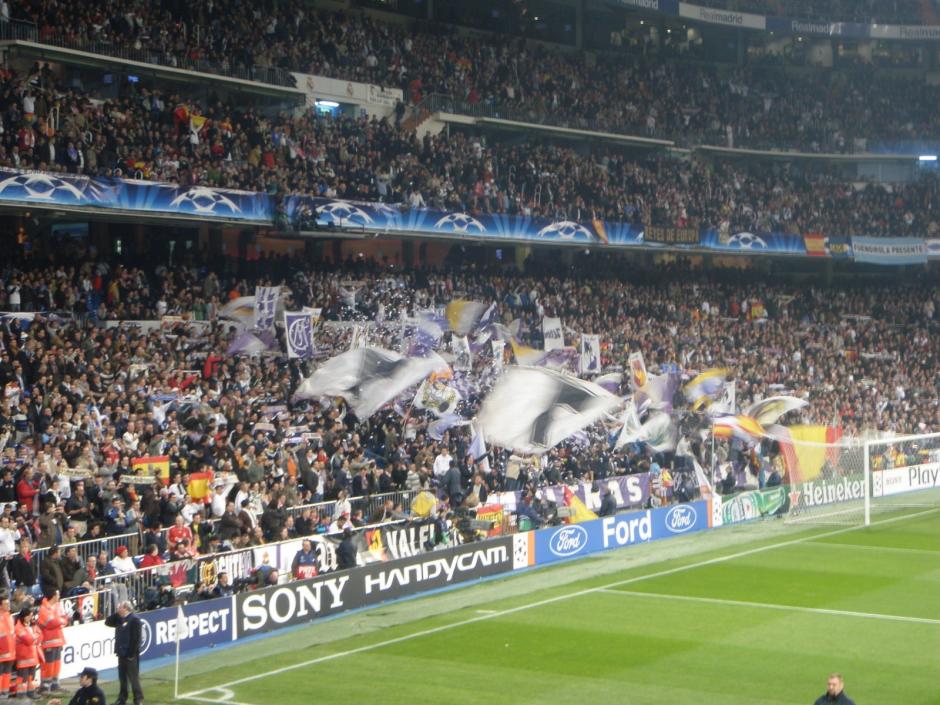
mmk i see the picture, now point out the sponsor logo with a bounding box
[363,545,509,594]
[664,504,697,534]
[548,526,588,557]
[908,463,940,491]
[145,608,231,654]
[601,511,652,548]
[240,576,349,632]
[795,477,864,508]
[621,0,659,9]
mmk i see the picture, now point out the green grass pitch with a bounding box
[130,507,939,705]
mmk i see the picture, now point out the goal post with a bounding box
[782,431,940,528]
[863,431,940,524]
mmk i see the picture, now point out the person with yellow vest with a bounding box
[14,608,43,700]
[37,591,69,694]
[0,596,16,699]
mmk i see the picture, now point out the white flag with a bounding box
[253,286,280,333]
[284,311,316,359]
[294,347,442,418]
[452,336,472,372]
[541,317,564,351]
[479,367,619,454]
[579,334,601,375]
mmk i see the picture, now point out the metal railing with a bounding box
[92,517,410,610]
[31,530,140,574]
[0,18,296,88]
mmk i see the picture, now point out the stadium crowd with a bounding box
[0,250,936,579]
[6,1,940,152]
[1,61,939,239]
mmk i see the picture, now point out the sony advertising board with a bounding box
[533,501,710,565]
[235,537,516,637]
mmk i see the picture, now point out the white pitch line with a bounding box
[805,540,940,556]
[178,507,938,701]
[597,589,940,626]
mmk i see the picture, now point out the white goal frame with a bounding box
[864,431,940,526]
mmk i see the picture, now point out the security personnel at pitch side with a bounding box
[814,673,856,705]
[47,666,106,705]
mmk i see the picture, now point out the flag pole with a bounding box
[173,603,184,699]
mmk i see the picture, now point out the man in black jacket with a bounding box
[104,601,144,705]
[48,666,105,705]
[813,673,856,705]
[336,527,357,570]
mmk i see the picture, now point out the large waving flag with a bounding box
[294,347,442,418]
[712,414,765,442]
[413,379,462,417]
[479,367,620,454]
[509,339,548,366]
[253,286,280,334]
[563,486,597,524]
[636,372,680,413]
[617,409,677,453]
[767,424,843,483]
[467,423,490,474]
[684,368,730,408]
[744,396,808,426]
[219,296,255,328]
[445,300,488,336]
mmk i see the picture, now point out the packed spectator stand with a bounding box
[0,0,937,622]
[5,1,940,153]
[0,246,937,613]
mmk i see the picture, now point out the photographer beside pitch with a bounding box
[815,673,855,705]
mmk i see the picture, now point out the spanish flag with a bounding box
[563,486,597,524]
[187,471,214,502]
[803,233,827,257]
[131,455,170,485]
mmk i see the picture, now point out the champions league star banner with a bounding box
[0,168,271,221]
[698,228,807,255]
[284,196,645,246]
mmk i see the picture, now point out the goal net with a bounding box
[784,431,940,527]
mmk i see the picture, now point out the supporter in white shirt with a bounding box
[0,515,17,558]
[210,485,227,518]
[110,546,137,573]
[181,498,204,524]
[333,489,351,519]
[432,448,452,478]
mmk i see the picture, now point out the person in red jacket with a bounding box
[37,591,69,694]
[14,607,42,700]
[0,597,16,699]
[16,470,40,516]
